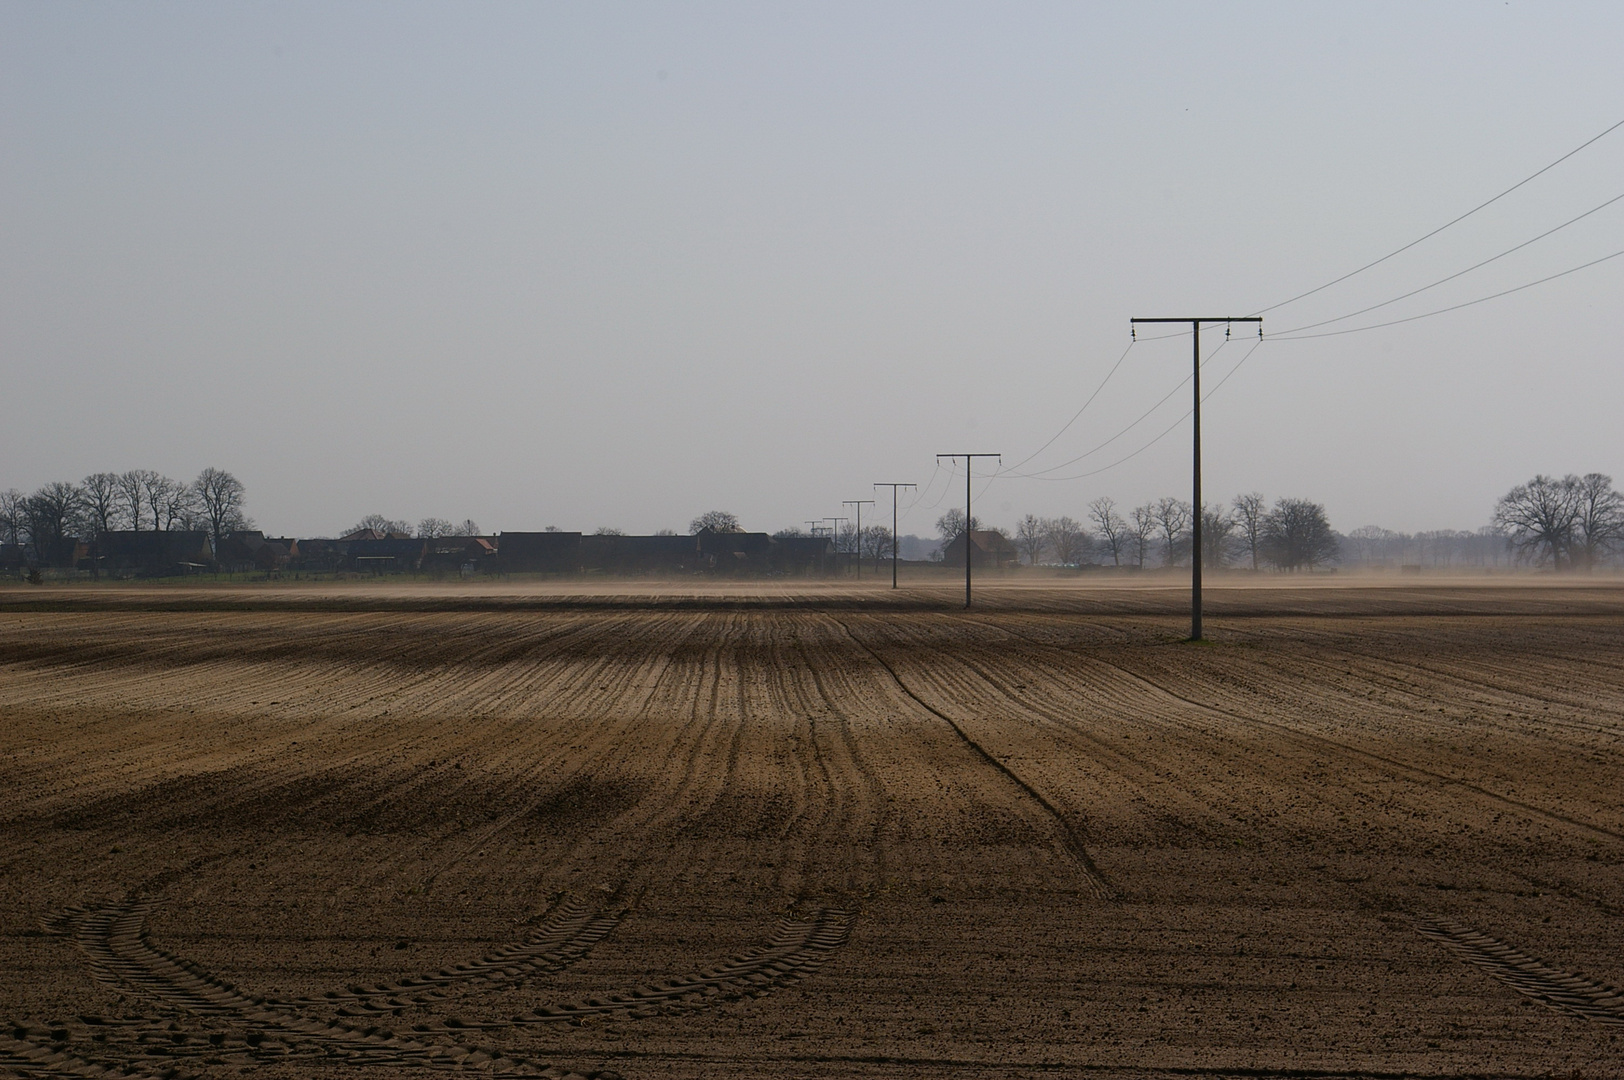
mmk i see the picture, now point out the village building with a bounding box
[88,531,213,576]
[940,529,1020,570]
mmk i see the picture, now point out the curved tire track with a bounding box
[41,899,616,1077]
[1417,915,1624,1024]
[301,899,622,1015]
[509,908,853,1024]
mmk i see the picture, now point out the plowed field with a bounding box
[3,580,1624,1079]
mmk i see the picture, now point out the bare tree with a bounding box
[861,524,894,569]
[24,482,84,566]
[157,477,199,531]
[117,470,160,532]
[935,508,979,545]
[1130,503,1157,569]
[457,519,481,537]
[0,489,25,547]
[417,517,455,538]
[1152,497,1192,566]
[1014,513,1046,566]
[690,510,741,534]
[137,473,181,532]
[1262,498,1339,571]
[593,526,625,536]
[80,473,121,539]
[1200,502,1236,569]
[1044,515,1088,566]
[1231,491,1266,571]
[1087,497,1127,567]
[1345,524,1390,568]
[193,468,251,551]
[1573,473,1624,570]
[347,514,413,537]
[1493,475,1582,570]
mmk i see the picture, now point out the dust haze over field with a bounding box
[6,4,1624,1079]
[5,580,1624,1078]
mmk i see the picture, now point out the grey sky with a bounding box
[3,2,1620,538]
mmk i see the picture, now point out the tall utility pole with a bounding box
[935,453,1000,609]
[1127,317,1262,641]
[873,483,916,589]
[843,500,874,579]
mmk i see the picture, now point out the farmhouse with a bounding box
[89,530,213,575]
[940,529,1020,570]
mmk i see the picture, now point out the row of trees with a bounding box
[968,493,1339,571]
[345,514,482,539]
[0,469,249,564]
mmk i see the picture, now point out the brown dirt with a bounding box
[3,579,1624,1078]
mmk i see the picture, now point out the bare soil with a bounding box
[3,579,1624,1078]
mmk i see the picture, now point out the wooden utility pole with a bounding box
[806,520,831,575]
[843,500,874,579]
[1127,317,1262,641]
[823,517,848,577]
[873,482,916,588]
[935,453,1000,609]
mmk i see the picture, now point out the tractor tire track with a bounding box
[298,899,622,1015]
[1417,916,1624,1024]
[827,614,1115,901]
[507,908,853,1025]
[40,899,614,1078]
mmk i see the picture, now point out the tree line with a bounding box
[941,493,1340,571]
[5,471,1618,575]
[0,469,250,565]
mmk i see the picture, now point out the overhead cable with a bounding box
[1003,341,1136,473]
[1250,116,1624,317]
[1005,338,1229,479]
[1269,248,1624,341]
[1015,337,1266,483]
[1274,188,1624,336]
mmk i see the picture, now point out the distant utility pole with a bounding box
[1128,316,1262,641]
[824,517,848,576]
[807,520,832,575]
[843,500,874,579]
[873,482,916,589]
[935,453,1000,609]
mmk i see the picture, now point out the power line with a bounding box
[1014,336,1267,484]
[1005,337,1230,479]
[1003,340,1136,473]
[1272,188,1624,337]
[1250,115,1624,317]
[1269,247,1624,341]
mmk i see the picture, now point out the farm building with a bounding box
[940,529,1020,570]
[89,531,213,575]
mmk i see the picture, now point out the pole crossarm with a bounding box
[1129,317,1264,324]
[874,483,916,590]
[1128,315,1262,640]
[936,453,1001,609]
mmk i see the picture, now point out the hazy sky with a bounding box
[4,2,1621,538]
